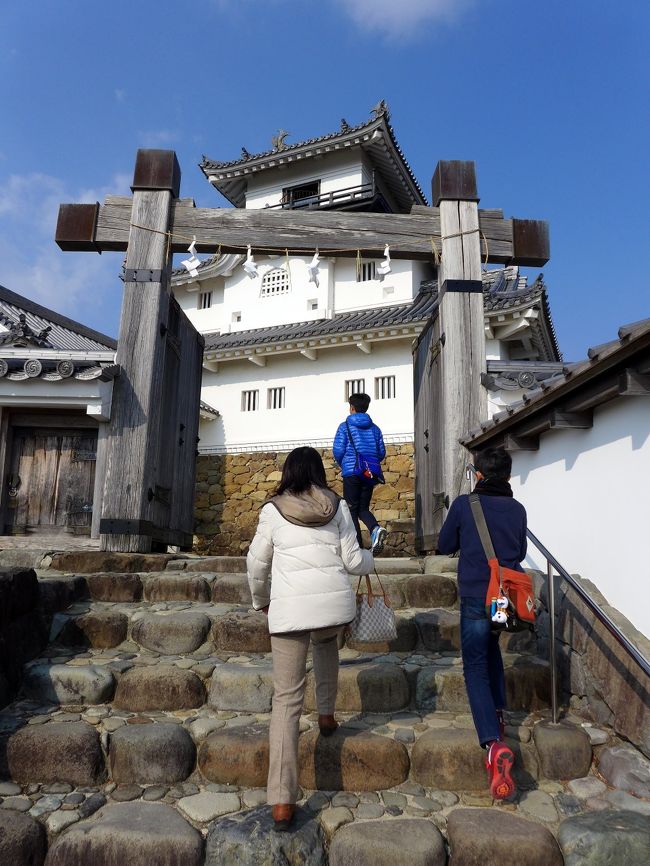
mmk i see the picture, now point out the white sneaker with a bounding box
[371,526,387,554]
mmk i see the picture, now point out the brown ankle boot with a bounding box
[318,714,339,737]
[272,803,295,832]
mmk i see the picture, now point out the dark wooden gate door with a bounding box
[412,314,442,554]
[7,429,97,534]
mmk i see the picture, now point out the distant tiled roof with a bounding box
[0,284,116,353]
[203,267,554,354]
[199,399,220,418]
[204,289,436,352]
[200,103,427,211]
[463,317,650,447]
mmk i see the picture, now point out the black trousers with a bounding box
[342,475,378,547]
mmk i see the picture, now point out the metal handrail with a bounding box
[526,527,650,724]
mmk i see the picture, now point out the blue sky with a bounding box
[0,0,648,360]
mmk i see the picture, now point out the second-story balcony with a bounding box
[266,175,392,213]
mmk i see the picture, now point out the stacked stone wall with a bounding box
[555,577,650,758]
[193,444,416,557]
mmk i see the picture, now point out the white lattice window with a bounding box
[241,390,259,412]
[267,387,286,409]
[357,261,376,282]
[375,375,396,399]
[260,268,290,297]
[345,379,365,400]
[198,291,212,310]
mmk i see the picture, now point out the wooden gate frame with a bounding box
[56,152,548,554]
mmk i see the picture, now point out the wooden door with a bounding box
[6,428,97,534]
[413,315,442,554]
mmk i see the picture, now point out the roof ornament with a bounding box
[371,99,390,120]
[271,129,290,151]
[241,147,251,159]
[340,118,350,132]
[0,313,52,348]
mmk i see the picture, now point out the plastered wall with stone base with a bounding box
[193,444,416,557]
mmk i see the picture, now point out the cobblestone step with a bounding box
[2,690,646,866]
[16,641,550,716]
[3,552,649,863]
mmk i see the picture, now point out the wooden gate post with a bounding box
[431,161,487,534]
[99,150,180,552]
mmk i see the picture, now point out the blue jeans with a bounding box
[460,597,506,746]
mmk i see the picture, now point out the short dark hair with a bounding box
[275,446,329,495]
[474,447,512,480]
[349,392,370,413]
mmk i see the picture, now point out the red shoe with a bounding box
[272,804,295,832]
[485,741,516,800]
[318,714,339,737]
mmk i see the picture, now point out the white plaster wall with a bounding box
[174,255,433,336]
[508,399,650,636]
[198,341,414,450]
[245,151,365,209]
[334,258,429,311]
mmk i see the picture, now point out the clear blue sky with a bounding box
[1,0,648,361]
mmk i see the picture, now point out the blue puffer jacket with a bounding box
[333,413,386,477]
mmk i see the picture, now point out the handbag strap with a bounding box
[468,494,497,561]
[345,418,359,458]
[355,569,391,607]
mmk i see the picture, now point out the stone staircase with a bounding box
[1,551,649,866]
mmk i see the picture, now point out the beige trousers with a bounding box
[267,625,342,805]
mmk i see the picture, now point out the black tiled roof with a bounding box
[203,267,553,353]
[463,317,650,445]
[200,104,428,207]
[204,290,436,352]
[0,284,116,353]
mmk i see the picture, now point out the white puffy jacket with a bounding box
[246,488,374,634]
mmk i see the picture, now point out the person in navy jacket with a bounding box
[437,447,527,800]
[333,392,387,553]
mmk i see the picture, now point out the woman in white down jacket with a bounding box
[247,446,374,831]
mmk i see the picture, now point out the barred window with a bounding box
[356,261,376,282]
[267,387,286,409]
[345,379,365,400]
[232,311,241,323]
[375,375,396,399]
[260,267,290,297]
[241,390,259,412]
[198,291,212,310]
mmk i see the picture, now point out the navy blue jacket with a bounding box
[437,494,527,599]
[333,413,386,477]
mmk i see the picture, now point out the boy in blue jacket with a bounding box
[437,447,527,800]
[333,392,387,553]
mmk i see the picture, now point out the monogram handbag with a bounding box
[349,572,397,642]
[468,494,535,633]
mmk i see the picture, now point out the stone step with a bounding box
[18,645,550,720]
[3,702,644,866]
[37,570,457,613]
[51,599,474,657]
[2,699,591,793]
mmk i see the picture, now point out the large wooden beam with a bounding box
[57,197,549,265]
[98,150,180,552]
[429,161,488,537]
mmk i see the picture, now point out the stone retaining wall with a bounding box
[0,568,48,709]
[556,576,650,758]
[193,444,415,557]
